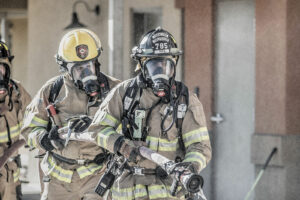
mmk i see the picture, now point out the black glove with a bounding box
[68,115,92,133]
[48,125,65,150]
[39,131,54,151]
[171,162,195,181]
[39,126,65,151]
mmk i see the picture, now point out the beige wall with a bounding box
[10,18,28,84]
[27,0,109,96]
[179,0,213,129]
[26,0,182,95]
[256,0,287,134]
[256,0,300,134]
[286,0,300,133]
[123,0,182,80]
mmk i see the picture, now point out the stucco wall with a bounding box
[255,0,287,134]
[27,0,109,96]
[183,0,213,129]
[10,18,28,85]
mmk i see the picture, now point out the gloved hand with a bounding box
[67,115,92,133]
[117,139,142,163]
[171,162,195,181]
[39,126,65,151]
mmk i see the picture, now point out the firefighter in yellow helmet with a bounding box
[21,29,120,200]
[88,27,211,199]
[0,41,31,200]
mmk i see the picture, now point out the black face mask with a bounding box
[143,58,175,101]
[70,61,100,96]
[0,63,10,100]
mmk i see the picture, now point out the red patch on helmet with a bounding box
[76,44,89,59]
[157,91,165,97]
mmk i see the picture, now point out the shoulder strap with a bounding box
[175,81,189,153]
[121,77,141,139]
[49,76,64,104]
[122,77,140,116]
[97,72,110,100]
[46,76,64,132]
[9,79,19,94]
[6,79,20,111]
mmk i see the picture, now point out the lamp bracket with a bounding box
[73,0,100,16]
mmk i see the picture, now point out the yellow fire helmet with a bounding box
[56,29,102,65]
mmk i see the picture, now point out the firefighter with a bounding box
[21,29,120,200]
[0,41,31,200]
[88,27,212,199]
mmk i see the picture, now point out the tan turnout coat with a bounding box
[89,78,212,200]
[21,73,120,184]
[0,80,31,200]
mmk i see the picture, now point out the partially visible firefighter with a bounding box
[88,27,212,199]
[0,41,31,200]
[21,29,120,200]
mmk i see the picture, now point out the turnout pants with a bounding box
[0,164,20,200]
[46,169,104,200]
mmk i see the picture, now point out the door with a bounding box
[213,0,255,199]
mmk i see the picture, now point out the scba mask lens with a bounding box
[70,61,100,96]
[145,58,175,80]
[0,63,9,96]
[144,58,175,97]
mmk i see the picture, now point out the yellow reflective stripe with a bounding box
[183,152,207,170]
[0,123,21,136]
[146,136,158,151]
[148,185,169,199]
[13,168,20,183]
[0,42,8,50]
[158,138,178,151]
[183,127,209,147]
[146,136,178,152]
[134,185,148,198]
[19,120,23,127]
[111,186,134,199]
[112,184,147,200]
[111,184,183,200]
[29,116,48,128]
[48,155,73,183]
[0,123,21,143]
[10,126,21,139]
[76,163,102,179]
[116,124,122,133]
[97,127,116,148]
[28,127,45,148]
[148,184,183,199]
[99,113,120,128]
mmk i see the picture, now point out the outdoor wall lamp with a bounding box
[64,0,100,30]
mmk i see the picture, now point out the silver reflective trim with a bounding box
[183,131,209,143]
[151,74,169,80]
[112,188,133,199]
[30,119,48,128]
[81,75,97,83]
[184,152,206,168]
